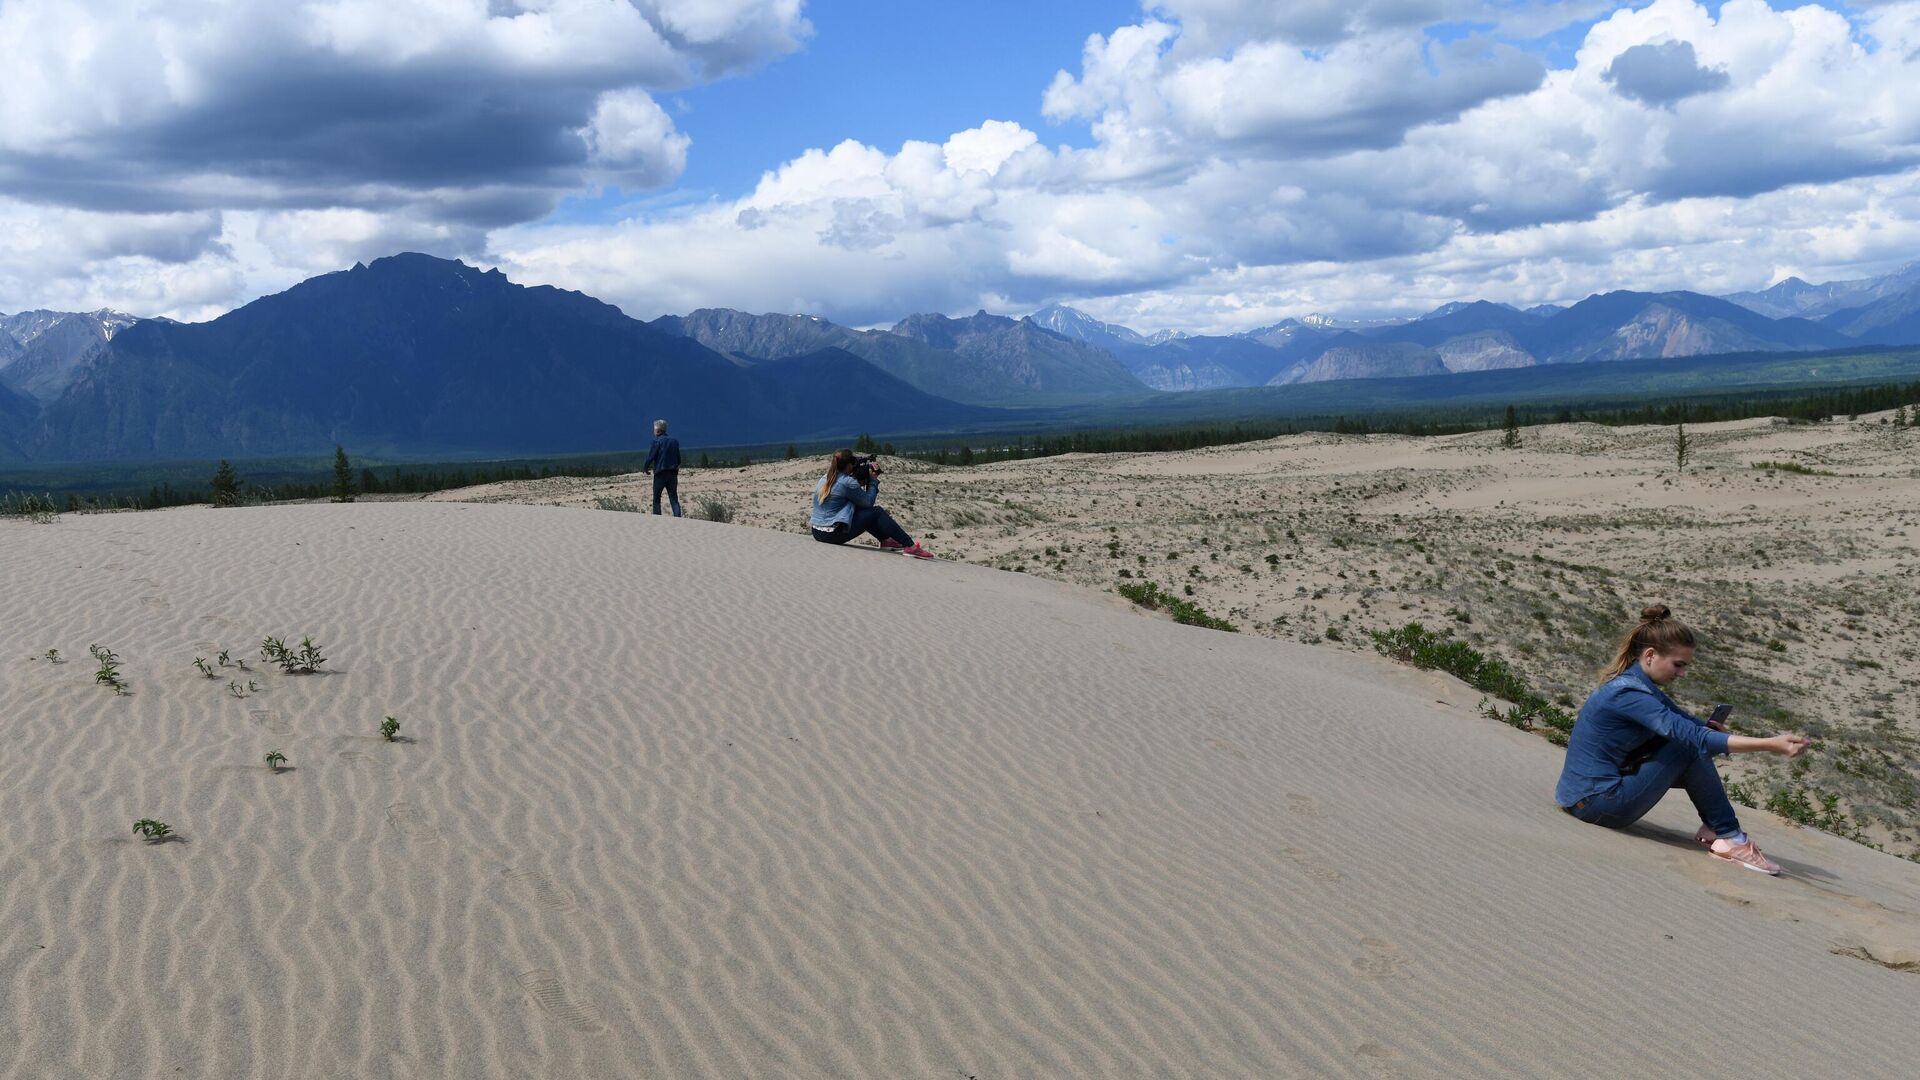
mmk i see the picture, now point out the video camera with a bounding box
[850,453,882,484]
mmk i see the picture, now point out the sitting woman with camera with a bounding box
[809,448,933,559]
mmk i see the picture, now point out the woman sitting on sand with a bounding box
[1556,605,1808,875]
[809,449,933,559]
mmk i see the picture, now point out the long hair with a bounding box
[1598,605,1697,682]
[817,448,856,502]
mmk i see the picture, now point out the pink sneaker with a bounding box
[1710,837,1782,875]
[897,542,934,560]
[878,538,906,550]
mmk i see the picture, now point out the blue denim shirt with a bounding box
[645,436,681,473]
[809,473,876,530]
[1555,662,1731,807]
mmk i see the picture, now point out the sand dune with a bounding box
[453,412,1920,857]
[3,501,1918,1077]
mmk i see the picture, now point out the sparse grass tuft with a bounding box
[1371,622,1574,740]
[1116,580,1237,632]
[692,495,736,523]
[593,495,641,512]
[1751,460,1835,476]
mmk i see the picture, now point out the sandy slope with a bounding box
[2,502,1917,1078]
[452,412,1920,855]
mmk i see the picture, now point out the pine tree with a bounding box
[1897,404,1910,428]
[1501,404,1521,449]
[210,460,240,507]
[1675,422,1690,472]
[784,444,799,460]
[331,445,355,503]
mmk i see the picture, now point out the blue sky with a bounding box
[2,1,1918,329]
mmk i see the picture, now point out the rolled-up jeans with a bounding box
[1564,737,1741,838]
[811,506,911,547]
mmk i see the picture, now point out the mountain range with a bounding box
[1,254,1916,464]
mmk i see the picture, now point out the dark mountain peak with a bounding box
[1417,300,1517,321]
[888,310,1019,348]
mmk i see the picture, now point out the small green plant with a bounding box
[193,657,215,678]
[380,716,401,742]
[261,635,326,674]
[90,644,127,694]
[693,495,736,523]
[227,680,247,698]
[131,819,171,841]
[216,649,232,667]
[41,648,62,664]
[292,636,326,673]
[593,495,641,512]
[264,750,287,772]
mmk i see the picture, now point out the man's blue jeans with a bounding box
[651,469,681,516]
[1567,737,1741,837]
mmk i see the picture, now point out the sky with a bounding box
[3,0,1920,334]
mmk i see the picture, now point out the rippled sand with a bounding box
[3,502,1917,1077]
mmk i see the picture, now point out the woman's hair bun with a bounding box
[1640,604,1672,622]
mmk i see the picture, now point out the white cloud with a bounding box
[9,0,1920,339]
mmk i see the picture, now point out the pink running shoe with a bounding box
[1710,837,1782,875]
[1694,825,1718,847]
[878,538,906,550]
[897,542,934,560]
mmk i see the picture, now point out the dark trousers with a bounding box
[1567,737,1741,837]
[811,506,911,547]
[651,470,681,516]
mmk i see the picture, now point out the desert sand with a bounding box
[3,496,1919,1078]
[450,411,1920,858]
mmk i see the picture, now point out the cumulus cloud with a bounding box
[0,1,806,222]
[10,0,1920,336]
[496,1,1920,335]
[1603,40,1730,106]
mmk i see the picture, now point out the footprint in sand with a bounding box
[516,969,605,1033]
[385,803,443,844]
[1287,793,1326,819]
[1205,737,1249,762]
[1354,1043,1412,1078]
[1351,937,1410,979]
[507,869,579,914]
[250,709,291,734]
[337,750,393,776]
[1281,846,1345,884]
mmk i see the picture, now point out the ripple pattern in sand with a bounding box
[3,505,1918,1079]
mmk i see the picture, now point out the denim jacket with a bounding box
[645,436,681,473]
[1555,662,1731,807]
[809,473,875,530]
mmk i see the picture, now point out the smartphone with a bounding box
[1708,704,1734,728]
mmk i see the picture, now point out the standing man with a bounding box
[643,419,683,516]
